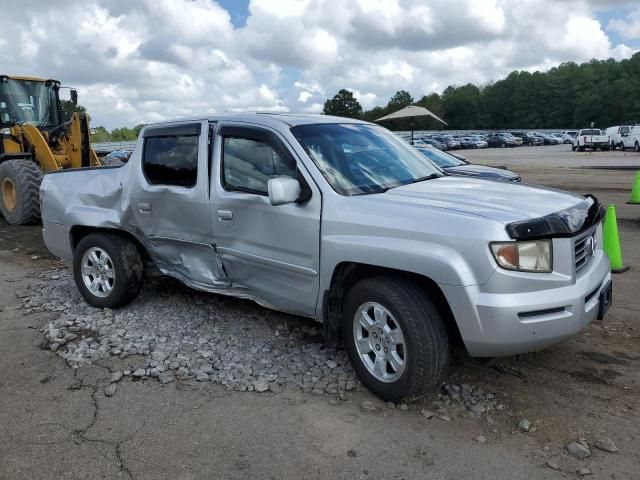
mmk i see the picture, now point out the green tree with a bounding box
[60,100,86,122]
[387,90,413,111]
[352,51,640,130]
[90,126,111,143]
[323,89,363,118]
[133,123,147,138]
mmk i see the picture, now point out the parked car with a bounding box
[40,114,612,401]
[531,133,558,145]
[416,146,520,181]
[511,132,543,146]
[487,133,517,148]
[605,125,632,150]
[494,132,523,146]
[432,134,461,149]
[418,137,448,150]
[559,131,577,144]
[469,137,488,148]
[101,149,132,166]
[457,136,480,149]
[621,125,640,152]
[573,129,609,151]
[540,133,562,145]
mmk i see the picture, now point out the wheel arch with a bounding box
[69,225,151,262]
[322,262,463,348]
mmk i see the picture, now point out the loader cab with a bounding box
[0,76,68,130]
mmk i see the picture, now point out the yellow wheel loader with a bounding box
[0,75,102,225]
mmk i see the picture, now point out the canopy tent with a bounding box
[375,105,447,144]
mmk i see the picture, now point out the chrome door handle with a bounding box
[217,209,234,221]
[137,201,152,214]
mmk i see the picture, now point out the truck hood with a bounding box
[383,176,586,224]
[444,164,521,182]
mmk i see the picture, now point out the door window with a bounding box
[222,136,297,195]
[143,135,199,187]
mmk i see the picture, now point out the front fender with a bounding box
[318,231,499,308]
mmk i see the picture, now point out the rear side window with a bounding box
[143,135,199,187]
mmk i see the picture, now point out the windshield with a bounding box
[0,79,60,127]
[291,123,442,196]
[415,147,464,168]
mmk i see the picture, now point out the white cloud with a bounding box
[608,7,640,39]
[0,0,635,128]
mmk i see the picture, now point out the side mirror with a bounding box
[70,89,78,105]
[268,176,301,206]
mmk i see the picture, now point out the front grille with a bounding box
[574,228,596,273]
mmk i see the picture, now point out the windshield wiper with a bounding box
[352,173,442,196]
[406,173,442,184]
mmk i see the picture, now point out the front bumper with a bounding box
[441,249,611,357]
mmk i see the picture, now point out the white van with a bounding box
[605,125,631,150]
[621,125,640,152]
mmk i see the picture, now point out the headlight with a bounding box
[490,240,552,272]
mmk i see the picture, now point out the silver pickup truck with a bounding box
[40,114,612,401]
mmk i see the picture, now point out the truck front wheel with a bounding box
[343,276,450,402]
[73,233,143,309]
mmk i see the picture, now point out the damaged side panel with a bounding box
[41,120,232,291]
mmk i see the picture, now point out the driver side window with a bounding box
[222,136,297,195]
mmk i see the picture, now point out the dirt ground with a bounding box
[1,145,639,479]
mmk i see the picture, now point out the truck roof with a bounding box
[145,112,370,129]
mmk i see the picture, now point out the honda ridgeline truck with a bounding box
[40,114,612,401]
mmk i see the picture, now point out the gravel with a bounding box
[24,269,505,413]
[545,461,560,471]
[104,383,117,397]
[430,382,500,421]
[517,418,531,433]
[24,269,361,395]
[566,440,591,460]
[594,437,618,453]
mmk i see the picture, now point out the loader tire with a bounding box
[0,159,43,225]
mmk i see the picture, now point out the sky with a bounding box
[2,0,639,129]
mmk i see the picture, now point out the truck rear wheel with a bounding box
[343,276,450,402]
[0,159,43,225]
[73,233,143,309]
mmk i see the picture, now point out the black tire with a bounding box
[73,233,143,309]
[343,276,450,402]
[572,145,576,151]
[578,145,585,152]
[528,141,533,146]
[621,144,626,151]
[0,159,43,225]
[635,142,640,153]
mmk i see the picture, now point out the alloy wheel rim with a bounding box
[81,247,115,297]
[1,178,17,211]
[353,302,406,383]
